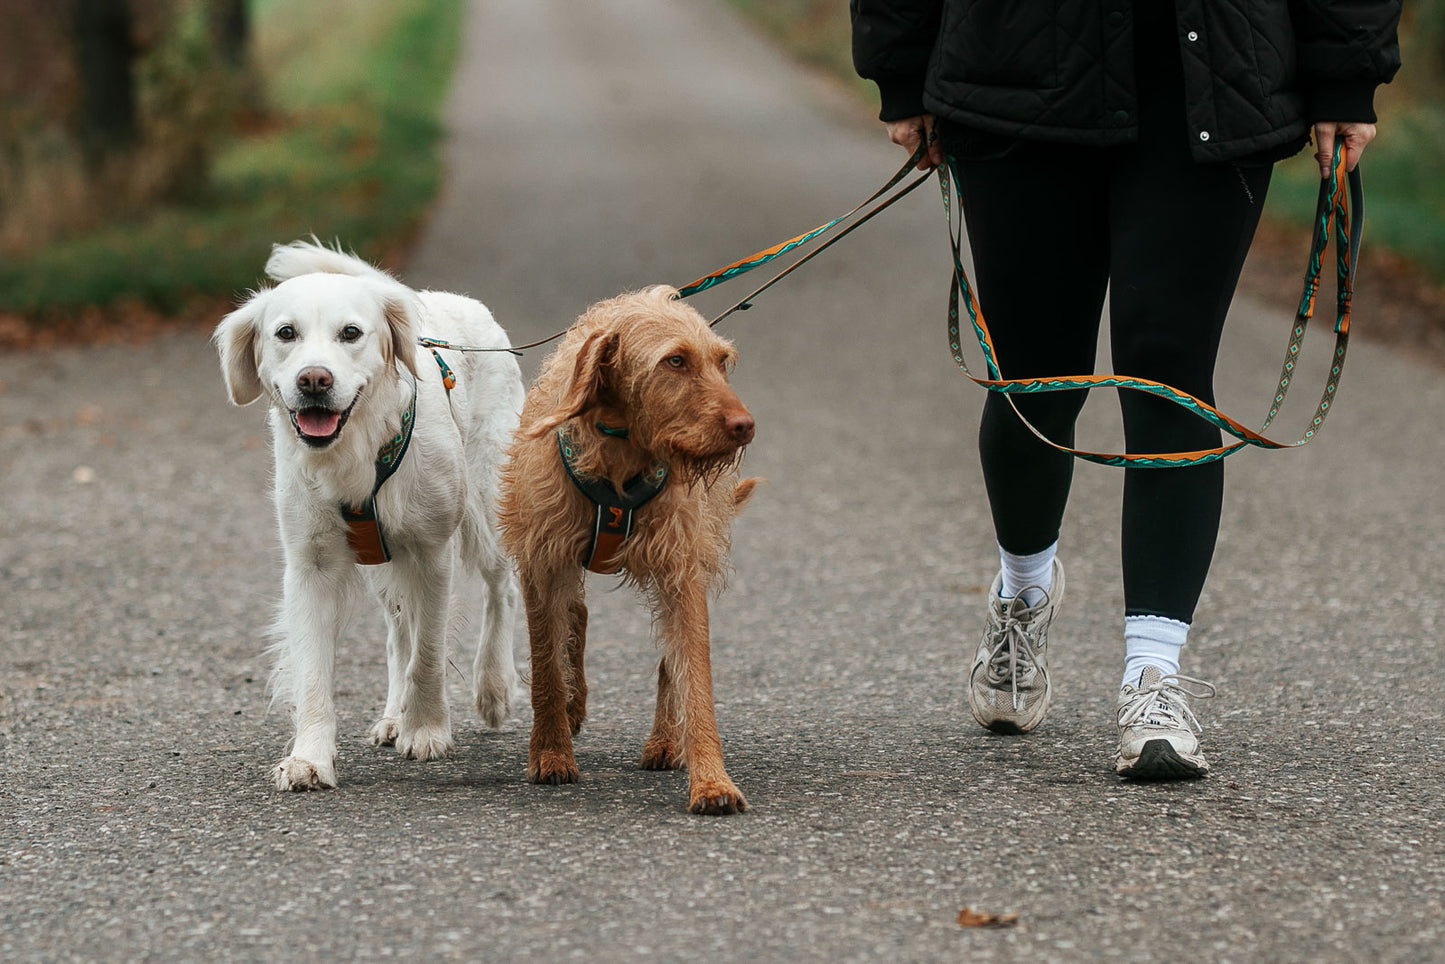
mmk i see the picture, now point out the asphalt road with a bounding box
[3,1,1443,961]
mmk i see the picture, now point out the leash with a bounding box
[416,141,1361,470]
[414,145,933,355]
[936,141,1361,467]
[677,146,934,326]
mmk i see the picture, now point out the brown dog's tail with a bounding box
[733,477,761,514]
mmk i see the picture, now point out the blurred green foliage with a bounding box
[0,0,463,317]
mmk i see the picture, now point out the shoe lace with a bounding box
[983,590,1051,710]
[1117,674,1217,733]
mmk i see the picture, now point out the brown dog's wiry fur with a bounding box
[498,286,758,815]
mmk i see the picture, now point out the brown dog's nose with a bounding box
[726,411,755,445]
[297,367,333,395]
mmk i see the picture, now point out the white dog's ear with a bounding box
[213,292,269,405]
[527,328,618,438]
[380,292,419,380]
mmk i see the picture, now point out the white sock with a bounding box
[1122,615,1189,689]
[998,541,1057,608]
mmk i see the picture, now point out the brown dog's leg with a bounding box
[565,598,588,735]
[523,572,581,785]
[663,586,746,815]
[640,659,681,770]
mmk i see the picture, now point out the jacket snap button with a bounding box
[1198,131,1211,141]
[1187,30,1199,41]
[1113,109,1129,123]
[1108,11,1124,25]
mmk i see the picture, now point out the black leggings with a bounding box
[939,11,1271,623]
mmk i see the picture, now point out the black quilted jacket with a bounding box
[851,0,1401,162]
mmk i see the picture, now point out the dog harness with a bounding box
[340,381,417,565]
[557,425,669,574]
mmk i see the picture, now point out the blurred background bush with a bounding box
[0,0,461,336]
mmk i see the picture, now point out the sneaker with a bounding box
[1115,666,1217,779]
[967,559,1064,734]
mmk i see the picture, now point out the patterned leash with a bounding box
[415,145,933,356]
[678,145,933,325]
[938,141,1362,467]
[418,141,1360,470]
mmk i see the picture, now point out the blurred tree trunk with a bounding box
[213,0,248,67]
[212,0,265,117]
[73,0,138,168]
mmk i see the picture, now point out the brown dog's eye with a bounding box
[664,354,686,370]
[276,324,296,341]
[340,324,363,343]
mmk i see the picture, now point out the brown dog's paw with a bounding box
[688,779,747,816]
[566,695,588,736]
[528,750,581,785]
[640,738,681,771]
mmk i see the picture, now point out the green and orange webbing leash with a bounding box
[418,141,1361,470]
[935,141,1361,467]
[677,150,934,324]
[669,140,1361,468]
[417,148,936,360]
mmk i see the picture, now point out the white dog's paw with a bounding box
[368,716,401,746]
[396,723,454,762]
[271,755,337,791]
[474,676,520,729]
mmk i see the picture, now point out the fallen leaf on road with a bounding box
[958,906,1019,928]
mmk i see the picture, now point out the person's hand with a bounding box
[884,114,944,170]
[1313,121,1377,178]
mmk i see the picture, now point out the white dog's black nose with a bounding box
[296,367,333,395]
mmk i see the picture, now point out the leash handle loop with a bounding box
[938,141,1360,468]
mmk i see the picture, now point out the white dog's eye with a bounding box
[340,324,363,343]
[276,324,297,341]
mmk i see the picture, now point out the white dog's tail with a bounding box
[265,238,396,286]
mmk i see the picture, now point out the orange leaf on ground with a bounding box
[957,906,1020,929]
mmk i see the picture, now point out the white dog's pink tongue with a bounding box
[296,409,341,437]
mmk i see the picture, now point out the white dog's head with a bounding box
[213,273,420,449]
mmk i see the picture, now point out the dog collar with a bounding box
[557,426,668,574]
[341,380,417,565]
[595,421,630,438]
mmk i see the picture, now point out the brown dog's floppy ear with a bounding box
[528,329,618,437]
[380,291,419,380]
[213,292,269,405]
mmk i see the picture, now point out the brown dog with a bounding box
[498,286,758,815]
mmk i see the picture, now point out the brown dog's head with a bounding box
[528,286,754,477]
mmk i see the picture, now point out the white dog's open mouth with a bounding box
[289,400,356,448]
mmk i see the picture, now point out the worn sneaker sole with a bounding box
[1115,739,1209,780]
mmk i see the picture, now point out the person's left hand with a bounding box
[1313,121,1377,178]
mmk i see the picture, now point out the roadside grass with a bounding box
[725,0,1445,288]
[724,0,876,102]
[0,0,463,319]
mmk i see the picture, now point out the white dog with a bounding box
[213,240,524,791]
